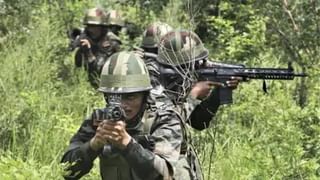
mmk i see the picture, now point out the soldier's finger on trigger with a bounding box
[227,80,238,86]
[208,83,215,89]
[207,81,218,86]
[212,81,224,88]
[231,80,241,85]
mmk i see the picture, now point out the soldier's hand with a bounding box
[80,39,91,49]
[226,76,243,90]
[100,120,132,150]
[133,50,144,59]
[190,81,224,100]
[90,121,109,151]
[101,41,111,48]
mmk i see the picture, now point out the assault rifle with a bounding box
[67,28,91,51]
[159,62,307,105]
[92,94,126,126]
[92,94,126,154]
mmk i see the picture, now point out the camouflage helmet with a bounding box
[99,51,152,93]
[106,10,125,27]
[83,7,108,26]
[141,22,173,49]
[157,30,208,66]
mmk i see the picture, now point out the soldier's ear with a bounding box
[143,91,150,104]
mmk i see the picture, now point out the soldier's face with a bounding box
[120,92,145,120]
[86,25,103,39]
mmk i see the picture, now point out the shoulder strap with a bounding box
[142,110,155,134]
[142,97,180,135]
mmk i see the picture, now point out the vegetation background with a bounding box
[0,0,319,179]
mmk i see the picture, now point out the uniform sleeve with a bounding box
[145,58,161,87]
[61,117,100,180]
[187,88,221,130]
[75,40,96,64]
[120,110,182,180]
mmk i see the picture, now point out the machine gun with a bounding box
[67,28,91,51]
[160,62,307,105]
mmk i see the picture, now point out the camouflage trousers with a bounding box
[174,150,203,180]
[174,155,191,180]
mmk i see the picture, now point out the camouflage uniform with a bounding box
[157,30,221,129]
[156,30,224,180]
[61,51,182,180]
[105,10,125,36]
[139,22,173,87]
[105,9,141,40]
[74,8,121,87]
[141,22,173,54]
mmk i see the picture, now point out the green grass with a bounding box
[0,1,319,180]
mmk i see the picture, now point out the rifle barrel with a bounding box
[197,67,307,80]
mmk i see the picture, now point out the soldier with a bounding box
[61,51,183,180]
[157,29,241,129]
[73,7,121,88]
[141,22,173,54]
[157,30,242,180]
[105,9,125,36]
[139,22,173,87]
[105,9,141,40]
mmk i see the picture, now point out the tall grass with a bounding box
[0,2,102,179]
[0,1,319,180]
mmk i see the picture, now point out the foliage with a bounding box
[0,0,319,179]
[0,152,64,180]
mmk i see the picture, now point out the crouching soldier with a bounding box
[61,51,183,180]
